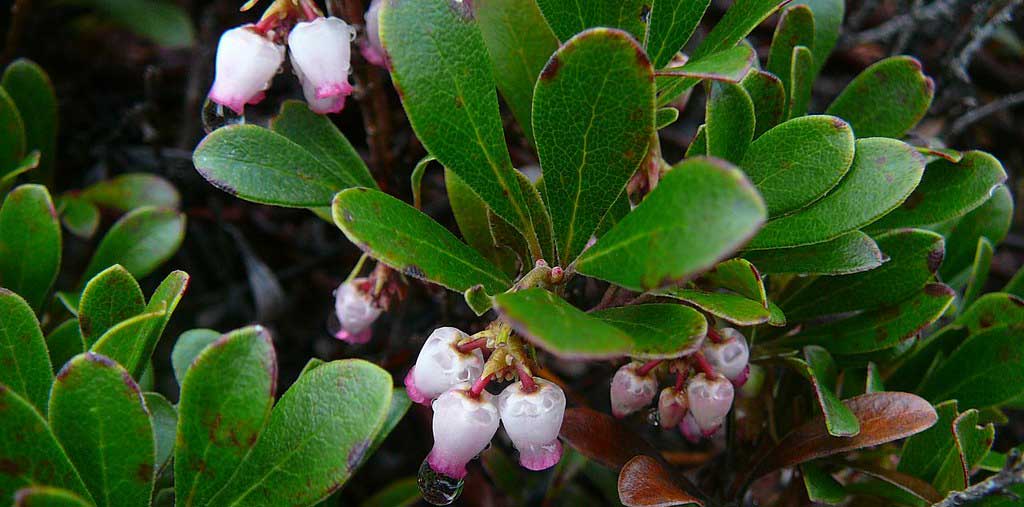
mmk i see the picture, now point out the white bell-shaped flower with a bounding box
[703,328,750,386]
[685,373,734,436]
[405,327,485,405]
[498,378,566,471]
[609,363,658,418]
[208,25,285,114]
[360,0,387,67]
[288,17,356,114]
[333,278,381,343]
[427,385,501,479]
[658,387,688,429]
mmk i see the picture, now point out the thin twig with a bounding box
[949,0,1024,82]
[932,449,1024,506]
[842,0,962,47]
[949,90,1024,136]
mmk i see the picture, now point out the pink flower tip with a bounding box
[404,367,431,406]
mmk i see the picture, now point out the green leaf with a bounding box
[797,346,860,436]
[703,258,767,304]
[409,155,435,210]
[445,169,513,274]
[170,328,221,387]
[576,157,766,291]
[787,46,814,119]
[81,207,185,282]
[663,288,770,326]
[535,0,649,41]
[705,81,754,164]
[825,56,934,139]
[743,231,885,275]
[646,0,711,68]
[740,115,855,217]
[380,0,535,243]
[13,486,92,507]
[0,386,91,503]
[788,0,844,77]
[741,70,786,138]
[767,6,814,100]
[0,289,53,414]
[80,173,180,212]
[0,184,61,311]
[2,59,57,186]
[475,0,559,142]
[333,188,511,294]
[143,392,176,475]
[77,265,145,347]
[685,124,707,157]
[269,100,376,189]
[495,288,633,359]
[49,353,154,507]
[533,27,654,263]
[89,309,167,380]
[512,171,556,262]
[45,320,85,374]
[362,390,412,468]
[176,326,276,507]
[1006,266,1024,300]
[961,237,994,309]
[83,0,195,48]
[899,401,994,495]
[655,107,679,129]
[956,292,1024,334]
[360,477,420,507]
[0,87,26,177]
[779,284,954,355]
[801,463,846,505]
[869,151,1007,232]
[131,270,189,378]
[918,325,1024,409]
[657,45,757,83]
[206,360,394,507]
[57,196,100,239]
[592,304,707,359]
[940,184,1013,281]
[780,229,944,320]
[0,150,40,190]
[746,138,925,249]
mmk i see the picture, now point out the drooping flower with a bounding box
[405,327,485,405]
[679,412,702,444]
[288,17,356,114]
[333,278,381,344]
[360,0,387,67]
[208,25,285,115]
[657,387,688,429]
[610,363,658,418]
[498,378,566,470]
[426,385,501,480]
[685,372,735,436]
[703,328,750,387]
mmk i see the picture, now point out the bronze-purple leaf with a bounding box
[559,407,658,469]
[618,456,704,507]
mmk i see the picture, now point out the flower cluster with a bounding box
[611,327,750,443]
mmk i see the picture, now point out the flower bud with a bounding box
[333,278,382,343]
[686,373,734,436]
[405,327,484,405]
[610,363,658,418]
[208,25,285,114]
[498,378,566,471]
[658,387,688,429]
[703,328,750,387]
[360,0,387,67]
[679,412,702,444]
[288,17,356,114]
[427,385,501,480]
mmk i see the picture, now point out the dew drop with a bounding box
[418,459,464,506]
[646,407,660,427]
[202,98,245,133]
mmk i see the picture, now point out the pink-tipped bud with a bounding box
[360,0,387,67]
[610,363,658,418]
[686,373,734,436]
[427,385,500,480]
[333,278,382,343]
[288,17,356,114]
[658,387,688,429]
[703,328,750,386]
[679,412,703,443]
[208,25,285,114]
[498,378,566,471]
[405,328,484,405]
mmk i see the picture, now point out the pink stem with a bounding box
[637,360,662,376]
[674,368,689,391]
[456,337,488,354]
[706,327,724,344]
[300,0,319,20]
[254,15,278,34]
[516,364,538,393]
[469,373,493,398]
[692,352,716,377]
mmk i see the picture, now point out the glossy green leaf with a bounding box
[380,0,535,241]
[0,290,53,414]
[535,0,649,41]
[495,288,633,359]
[825,56,934,139]
[0,87,26,177]
[269,100,376,189]
[741,70,786,138]
[58,196,100,239]
[170,328,221,387]
[767,6,814,100]
[475,0,559,142]
[89,309,167,380]
[77,265,145,347]
[702,258,766,304]
[80,173,180,212]
[577,157,766,291]
[685,124,707,157]
[956,293,1024,334]
[206,360,394,507]
[664,288,769,326]
[56,291,80,316]
[705,81,754,164]
[740,115,855,217]
[781,229,944,320]
[445,169,513,274]
[961,237,994,309]
[409,155,435,210]
[780,284,954,355]
[514,171,555,261]
[0,150,40,190]
[0,386,91,502]
[49,353,154,507]
[176,326,276,507]
[646,0,711,68]
[534,27,654,263]
[656,107,679,129]
[333,188,511,294]
[13,486,92,507]
[130,270,189,378]
[592,304,707,359]
[743,231,885,275]
[84,0,195,48]
[801,346,860,436]
[746,138,925,249]
[918,325,1024,409]
[362,390,412,469]
[788,46,814,119]
[143,392,176,474]
[899,401,994,495]
[789,0,844,77]
[1006,266,1024,300]
[0,184,61,311]
[2,59,57,185]
[801,463,846,505]
[940,184,1013,280]
[360,477,420,507]
[657,45,757,83]
[45,320,85,374]
[81,207,186,282]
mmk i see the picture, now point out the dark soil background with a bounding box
[3,0,1024,505]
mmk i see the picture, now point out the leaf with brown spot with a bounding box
[618,456,703,507]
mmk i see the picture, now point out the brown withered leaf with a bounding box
[618,456,704,507]
[559,407,660,469]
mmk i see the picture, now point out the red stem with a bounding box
[469,373,493,398]
[516,364,538,393]
[706,327,724,344]
[637,360,662,376]
[674,368,689,391]
[254,15,278,34]
[692,352,716,377]
[456,337,488,354]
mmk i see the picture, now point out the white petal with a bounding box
[407,328,484,404]
[703,329,750,382]
[428,386,500,479]
[685,373,734,435]
[609,363,658,418]
[334,278,381,334]
[209,25,284,114]
[289,17,355,112]
[658,387,687,429]
[498,379,566,470]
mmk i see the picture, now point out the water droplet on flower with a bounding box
[202,98,245,133]
[647,407,660,427]
[418,459,464,506]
